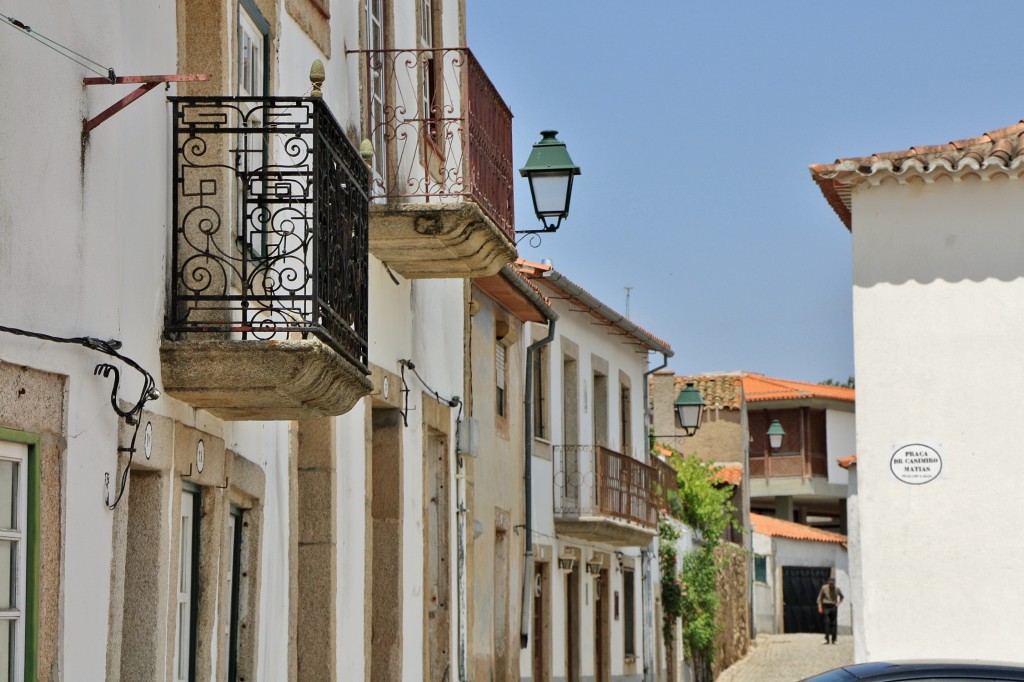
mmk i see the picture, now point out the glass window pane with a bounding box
[0,462,16,531]
[0,541,13,610]
[0,618,10,682]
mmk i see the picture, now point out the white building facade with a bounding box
[515,260,682,682]
[1,0,524,680]
[811,121,1024,663]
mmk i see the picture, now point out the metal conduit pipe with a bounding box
[519,314,557,649]
[642,351,671,682]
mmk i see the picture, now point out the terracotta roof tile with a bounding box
[740,373,854,403]
[750,513,848,546]
[675,374,744,411]
[810,120,1024,230]
[712,464,742,486]
[514,259,673,354]
[838,455,857,469]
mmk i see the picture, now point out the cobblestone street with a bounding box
[715,633,853,682]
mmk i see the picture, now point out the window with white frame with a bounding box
[367,0,387,187]
[622,567,636,657]
[237,0,270,256]
[0,439,32,682]
[174,487,201,682]
[533,345,548,440]
[495,341,507,418]
[418,0,440,143]
[620,383,631,452]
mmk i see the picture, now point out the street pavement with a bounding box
[715,633,853,682]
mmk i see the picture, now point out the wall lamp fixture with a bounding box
[650,382,707,444]
[767,419,786,450]
[516,130,581,235]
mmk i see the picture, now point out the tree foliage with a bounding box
[658,452,740,668]
[819,376,855,388]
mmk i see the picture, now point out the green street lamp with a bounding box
[673,382,705,436]
[517,130,581,234]
[767,419,786,450]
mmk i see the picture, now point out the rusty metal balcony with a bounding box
[553,445,660,547]
[160,96,372,420]
[351,47,517,279]
[652,455,680,511]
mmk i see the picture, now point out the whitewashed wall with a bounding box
[851,173,1024,661]
[825,410,853,486]
[751,533,776,634]
[519,275,668,681]
[772,538,849,634]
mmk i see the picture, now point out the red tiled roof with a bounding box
[740,373,854,404]
[838,455,857,470]
[750,513,847,546]
[514,259,673,354]
[810,121,1024,230]
[676,374,743,411]
[713,464,742,486]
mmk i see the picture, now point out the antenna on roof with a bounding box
[625,286,633,318]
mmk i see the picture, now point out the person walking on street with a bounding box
[817,577,844,644]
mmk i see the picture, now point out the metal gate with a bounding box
[782,566,831,633]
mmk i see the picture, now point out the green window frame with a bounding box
[754,554,768,584]
[0,428,40,682]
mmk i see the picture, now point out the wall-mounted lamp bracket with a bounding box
[82,73,210,133]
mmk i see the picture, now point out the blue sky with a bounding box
[467,1,1024,383]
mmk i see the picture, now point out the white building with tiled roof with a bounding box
[811,120,1024,663]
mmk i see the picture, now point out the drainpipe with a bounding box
[457,461,469,681]
[520,315,557,649]
[642,352,671,682]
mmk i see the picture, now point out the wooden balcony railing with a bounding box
[553,445,659,529]
[652,456,679,510]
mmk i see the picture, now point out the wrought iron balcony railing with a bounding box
[553,445,659,529]
[351,47,515,240]
[167,96,369,371]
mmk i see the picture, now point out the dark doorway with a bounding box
[565,567,580,682]
[782,566,831,633]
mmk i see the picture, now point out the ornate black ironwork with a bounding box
[349,47,515,240]
[167,96,369,371]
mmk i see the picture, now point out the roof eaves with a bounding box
[519,266,673,356]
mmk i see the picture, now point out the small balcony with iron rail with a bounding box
[350,47,518,279]
[553,445,660,547]
[160,78,372,420]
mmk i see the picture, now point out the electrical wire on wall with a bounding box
[398,358,462,427]
[1,14,117,82]
[0,325,159,509]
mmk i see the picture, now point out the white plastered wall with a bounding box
[825,410,853,486]
[850,173,1024,661]
[519,283,665,681]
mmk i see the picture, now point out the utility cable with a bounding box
[0,324,159,509]
[2,14,115,81]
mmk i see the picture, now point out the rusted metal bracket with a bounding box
[82,73,210,133]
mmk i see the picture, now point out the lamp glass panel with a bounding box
[529,172,571,216]
[675,404,702,430]
[769,434,784,449]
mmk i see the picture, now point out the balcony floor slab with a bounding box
[554,517,657,548]
[369,202,517,279]
[160,339,372,421]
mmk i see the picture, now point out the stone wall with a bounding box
[712,543,750,678]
